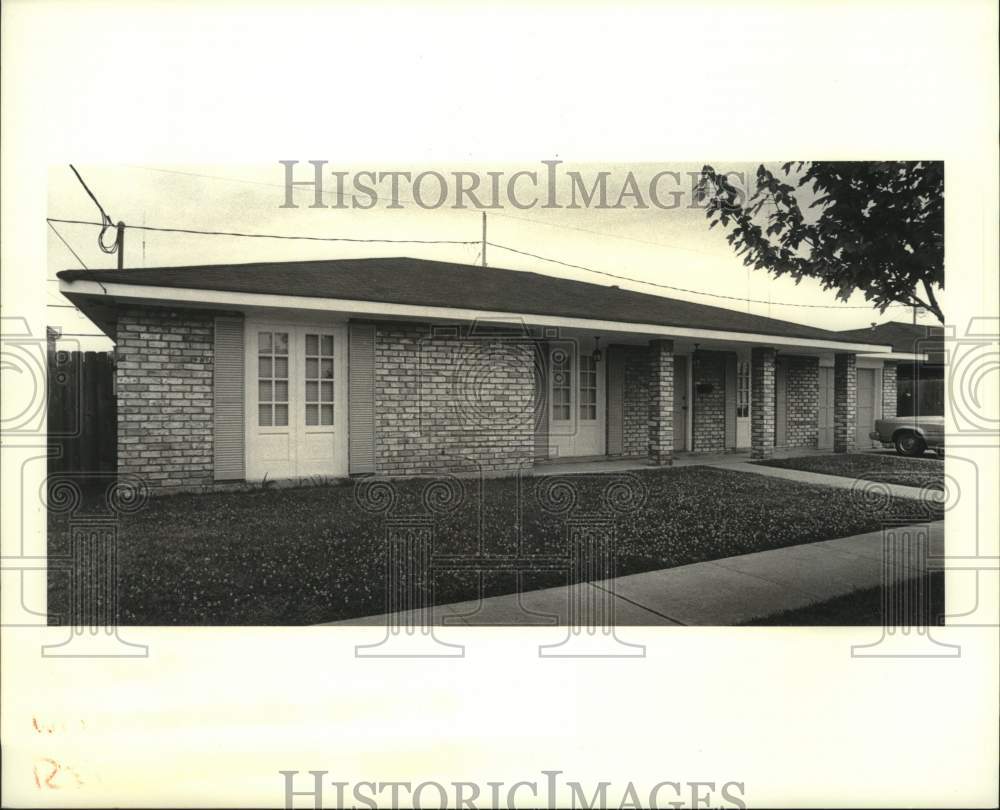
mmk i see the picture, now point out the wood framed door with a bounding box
[735,359,751,448]
[245,319,348,481]
[548,338,606,458]
[855,367,876,449]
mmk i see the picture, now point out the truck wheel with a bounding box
[894,432,926,457]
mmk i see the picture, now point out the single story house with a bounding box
[837,321,944,418]
[57,257,915,491]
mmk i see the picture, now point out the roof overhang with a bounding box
[857,351,929,362]
[59,278,898,355]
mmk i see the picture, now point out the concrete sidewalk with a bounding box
[700,458,935,501]
[328,521,944,627]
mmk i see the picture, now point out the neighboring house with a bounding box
[58,257,907,491]
[837,321,944,418]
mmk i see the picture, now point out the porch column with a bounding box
[648,339,674,466]
[881,361,898,419]
[834,352,857,453]
[750,347,776,460]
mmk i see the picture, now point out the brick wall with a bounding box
[882,362,898,418]
[622,345,650,456]
[692,351,726,451]
[116,307,214,489]
[834,352,857,453]
[750,347,776,460]
[784,356,819,448]
[374,323,535,476]
[648,339,674,465]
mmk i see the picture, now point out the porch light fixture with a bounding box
[592,337,602,363]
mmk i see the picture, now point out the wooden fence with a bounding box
[48,350,117,474]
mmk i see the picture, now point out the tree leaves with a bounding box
[695,162,945,322]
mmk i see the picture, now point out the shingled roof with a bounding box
[59,256,892,347]
[837,321,944,359]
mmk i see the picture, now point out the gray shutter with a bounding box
[534,341,550,461]
[724,353,737,449]
[606,346,624,455]
[349,323,376,474]
[213,315,245,480]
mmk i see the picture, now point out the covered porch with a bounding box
[532,325,894,468]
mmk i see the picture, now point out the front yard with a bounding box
[48,466,942,624]
[754,452,945,490]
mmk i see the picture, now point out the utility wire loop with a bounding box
[68,165,121,255]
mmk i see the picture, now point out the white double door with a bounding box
[244,318,348,481]
[548,338,606,459]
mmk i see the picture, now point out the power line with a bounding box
[47,215,905,312]
[486,242,907,310]
[68,165,120,255]
[47,218,478,246]
[47,220,89,269]
[117,165,912,311]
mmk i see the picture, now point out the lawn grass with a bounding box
[754,452,944,490]
[47,465,942,625]
[742,572,945,626]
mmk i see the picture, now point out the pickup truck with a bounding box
[870,415,945,457]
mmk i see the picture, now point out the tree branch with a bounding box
[921,279,945,323]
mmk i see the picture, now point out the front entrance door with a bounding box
[245,320,348,481]
[548,338,606,459]
[856,367,876,449]
[735,359,751,448]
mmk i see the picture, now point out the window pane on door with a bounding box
[258,331,289,427]
[305,332,335,426]
[736,361,750,418]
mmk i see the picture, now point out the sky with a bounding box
[46,162,946,349]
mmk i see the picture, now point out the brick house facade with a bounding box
[59,257,905,492]
[373,323,535,476]
[783,356,819,449]
[116,307,215,489]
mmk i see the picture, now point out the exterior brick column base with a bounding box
[750,347,776,460]
[834,352,858,453]
[648,339,674,466]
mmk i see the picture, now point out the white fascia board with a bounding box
[857,351,929,362]
[59,279,896,354]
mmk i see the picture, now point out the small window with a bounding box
[736,361,750,418]
[305,332,335,426]
[258,331,289,426]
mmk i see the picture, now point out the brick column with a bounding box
[750,347,776,459]
[648,339,674,466]
[881,361,898,419]
[834,352,857,453]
